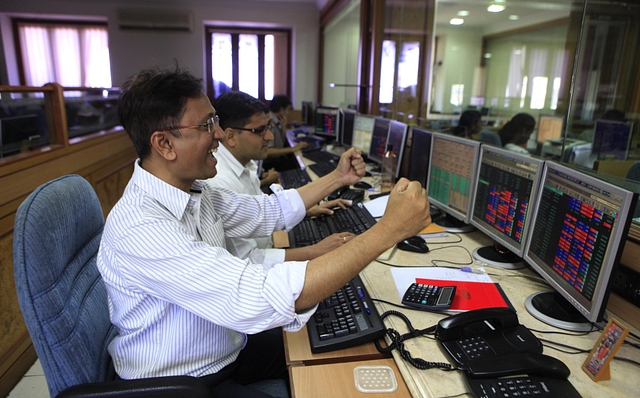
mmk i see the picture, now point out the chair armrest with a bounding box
[56,375,211,398]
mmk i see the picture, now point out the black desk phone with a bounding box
[436,308,581,397]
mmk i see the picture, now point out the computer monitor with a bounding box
[470,146,544,269]
[0,114,41,157]
[368,118,391,165]
[352,114,376,156]
[314,106,340,141]
[426,133,481,233]
[387,120,408,178]
[301,101,314,126]
[340,108,356,147]
[536,114,564,143]
[523,161,637,331]
[591,119,634,160]
[407,127,432,188]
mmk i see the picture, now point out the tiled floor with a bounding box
[7,360,48,397]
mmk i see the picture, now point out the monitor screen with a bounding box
[314,106,340,139]
[470,146,543,267]
[591,119,634,160]
[407,127,432,188]
[368,118,391,164]
[427,133,481,231]
[523,162,637,330]
[537,114,564,143]
[0,114,41,157]
[301,101,314,126]
[352,114,376,155]
[387,120,408,178]
[340,108,356,147]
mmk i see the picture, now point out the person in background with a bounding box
[451,110,482,138]
[98,66,432,397]
[499,113,536,154]
[262,94,306,172]
[207,90,353,268]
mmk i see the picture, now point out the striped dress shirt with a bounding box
[97,160,315,379]
[205,144,286,268]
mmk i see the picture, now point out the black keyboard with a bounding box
[463,373,582,398]
[307,274,385,353]
[289,202,376,247]
[307,162,336,178]
[303,149,341,164]
[279,168,312,189]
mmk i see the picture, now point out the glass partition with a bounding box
[64,87,120,139]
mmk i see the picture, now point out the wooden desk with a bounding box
[289,358,412,398]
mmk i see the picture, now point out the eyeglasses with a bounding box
[159,115,220,135]
[228,120,274,137]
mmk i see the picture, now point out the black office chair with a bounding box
[13,175,287,397]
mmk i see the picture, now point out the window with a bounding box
[14,19,112,88]
[206,26,291,101]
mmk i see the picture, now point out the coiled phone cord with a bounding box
[374,310,457,371]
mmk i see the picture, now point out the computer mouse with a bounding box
[353,181,372,190]
[397,236,430,253]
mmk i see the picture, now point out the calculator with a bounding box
[402,283,456,310]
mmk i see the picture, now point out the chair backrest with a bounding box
[478,129,502,147]
[13,174,118,397]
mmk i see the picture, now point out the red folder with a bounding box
[416,278,509,311]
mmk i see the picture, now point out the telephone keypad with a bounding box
[458,336,495,360]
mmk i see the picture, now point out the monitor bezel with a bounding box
[368,117,391,165]
[407,127,433,188]
[426,132,482,224]
[470,145,544,257]
[388,120,409,179]
[339,108,356,147]
[301,101,314,126]
[313,105,341,139]
[522,161,636,323]
[536,114,565,143]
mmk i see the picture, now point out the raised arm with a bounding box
[295,178,432,310]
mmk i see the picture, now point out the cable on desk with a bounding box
[371,298,455,318]
[538,337,591,355]
[374,310,458,371]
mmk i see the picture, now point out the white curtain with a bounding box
[18,23,111,88]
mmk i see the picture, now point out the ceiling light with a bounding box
[450,18,464,26]
[509,15,519,20]
[484,53,492,59]
[487,4,505,13]
[458,10,469,17]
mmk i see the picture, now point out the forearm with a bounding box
[296,170,344,210]
[295,221,397,310]
[284,246,321,262]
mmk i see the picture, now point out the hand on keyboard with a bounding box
[307,198,351,217]
[305,232,355,258]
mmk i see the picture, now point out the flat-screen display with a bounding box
[387,120,408,179]
[407,127,432,188]
[523,162,637,330]
[368,118,391,165]
[537,114,564,143]
[340,108,356,147]
[591,119,634,160]
[314,106,340,139]
[352,114,376,156]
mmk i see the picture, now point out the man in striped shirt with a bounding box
[98,67,432,397]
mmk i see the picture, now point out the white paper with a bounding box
[363,195,389,218]
[390,267,493,300]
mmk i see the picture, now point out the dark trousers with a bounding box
[200,329,289,397]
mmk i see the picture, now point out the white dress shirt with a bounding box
[504,143,530,154]
[205,144,286,268]
[97,160,314,379]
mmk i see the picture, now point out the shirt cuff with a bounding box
[271,186,306,232]
[261,248,286,271]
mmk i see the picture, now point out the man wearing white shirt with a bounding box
[207,91,352,268]
[98,67,432,397]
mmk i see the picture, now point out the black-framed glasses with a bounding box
[228,120,274,137]
[159,115,220,135]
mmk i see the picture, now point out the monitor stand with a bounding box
[435,213,475,233]
[525,291,592,332]
[472,243,524,270]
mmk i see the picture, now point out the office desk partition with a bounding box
[285,145,640,398]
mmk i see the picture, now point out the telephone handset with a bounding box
[436,308,542,367]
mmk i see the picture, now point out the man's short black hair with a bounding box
[118,67,203,160]
[215,91,269,130]
[269,95,292,113]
